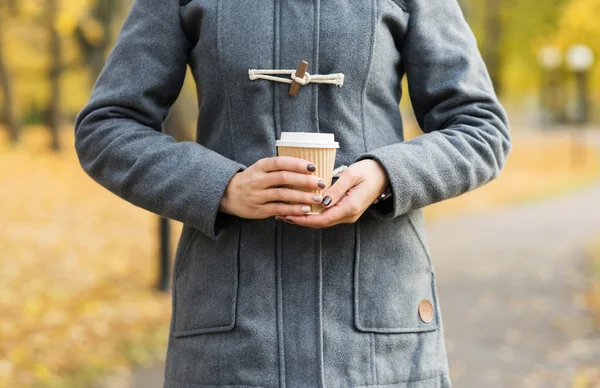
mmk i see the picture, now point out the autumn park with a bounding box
[1,0,600,387]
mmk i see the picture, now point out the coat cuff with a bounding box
[193,154,247,240]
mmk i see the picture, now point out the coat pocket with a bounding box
[354,210,439,333]
[172,224,240,338]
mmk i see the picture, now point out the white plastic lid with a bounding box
[275,132,339,148]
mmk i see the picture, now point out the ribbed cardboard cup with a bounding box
[275,132,339,214]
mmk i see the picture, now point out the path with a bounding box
[429,168,600,386]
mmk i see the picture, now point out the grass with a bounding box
[0,124,599,387]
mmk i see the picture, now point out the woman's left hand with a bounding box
[279,159,389,228]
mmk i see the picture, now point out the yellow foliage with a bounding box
[79,15,106,47]
[0,0,97,118]
[19,2,45,19]
[552,0,600,92]
[558,0,600,40]
[56,13,78,36]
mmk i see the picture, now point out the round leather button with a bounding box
[419,299,434,323]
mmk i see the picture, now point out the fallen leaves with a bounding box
[0,125,182,387]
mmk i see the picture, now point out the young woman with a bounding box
[74,0,511,386]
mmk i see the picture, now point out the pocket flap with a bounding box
[173,225,240,337]
[354,212,439,333]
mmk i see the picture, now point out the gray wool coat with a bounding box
[74,0,511,386]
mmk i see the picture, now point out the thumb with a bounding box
[321,170,358,208]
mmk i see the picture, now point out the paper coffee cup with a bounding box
[275,132,339,214]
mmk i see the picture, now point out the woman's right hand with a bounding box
[218,156,328,219]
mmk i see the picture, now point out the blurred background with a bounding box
[1,0,600,387]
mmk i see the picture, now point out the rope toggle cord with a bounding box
[248,68,345,87]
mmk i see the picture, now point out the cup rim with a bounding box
[276,131,339,148]
[276,142,339,148]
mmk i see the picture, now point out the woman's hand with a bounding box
[281,159,389,228]
[219,156,328,219]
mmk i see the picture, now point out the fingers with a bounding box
[319,169,359,208]
[285,204,349,228]
[254,156,325,191]
[260,170,327,191]
[261,187,324,206]
[263,201,317,216]
[285,174,374,227]
[285,193,362,228]
[257,156,316,174]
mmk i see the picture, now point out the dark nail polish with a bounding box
[307,164,316,172]
[322,196,332,206]
[318,180,326,189]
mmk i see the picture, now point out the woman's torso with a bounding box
[166,1,451,387]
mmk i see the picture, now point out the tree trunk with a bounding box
[75,0,122,83]
[482,0,503,96]
[157,217,172,292]
[48,0,62,151]
[0,5,20,144]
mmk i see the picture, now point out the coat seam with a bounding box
[407,212,434,272]
[316,229,325,388]
[352,372,447,387]
[273,0,285,385]
[165,379,265,388]
[216,0,240,171]
[273,0,281,143]
[218,331,223,386]
[357,325,439,333]
[168,268,178,381]
[314,0,324,386]
[370,333,377,385]
[353,222,361,333]
[313,0,320,134]
[172,323,236,338]
[171,227,196,339]
[373,333,379,385]
[276,223,286,388]
[360,0,378,155]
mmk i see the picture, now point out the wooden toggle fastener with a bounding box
[289,60,309,97]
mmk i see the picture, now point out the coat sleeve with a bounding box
[353,0,512,220]
[74,0,247,240]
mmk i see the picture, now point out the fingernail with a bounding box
[301,206,311,213]
[313,194,323,202]
[275,216,285,222]
[322,196,332,206]
[307,164,316,172]
[318,179,326,189]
